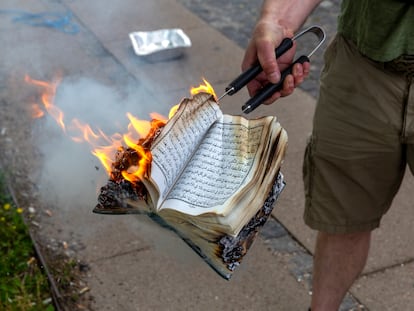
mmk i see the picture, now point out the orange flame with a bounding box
[190,78,217,100]
[27,75,216,184]
[25,75,65,130]
[31,103,45,118]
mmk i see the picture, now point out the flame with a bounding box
[26,75,216,184]
[190,78,217,100]
[126,112,151,138]
[25,75,65,130]
[168,105,179,119]
[31,103,45,118]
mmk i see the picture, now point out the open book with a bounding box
[94,92,288,279]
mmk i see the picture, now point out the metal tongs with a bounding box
[218,25,326,114]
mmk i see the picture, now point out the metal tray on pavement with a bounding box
[129,28,191,62]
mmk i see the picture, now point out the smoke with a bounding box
[33,76,171,209]
[3,1,211,271]
[30,76,205,267]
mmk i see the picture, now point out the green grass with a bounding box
[0,174,54,311]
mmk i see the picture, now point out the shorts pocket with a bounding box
[321,34,340,74]
[302,134,316,201]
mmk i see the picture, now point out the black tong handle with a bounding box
[225,38,293,95]
[242,55,310,114]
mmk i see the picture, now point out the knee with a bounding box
[318,230,371,244]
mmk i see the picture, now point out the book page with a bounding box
[149,93,222,207]
[160,115,271,216]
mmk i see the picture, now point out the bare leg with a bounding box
[310,231,371,311]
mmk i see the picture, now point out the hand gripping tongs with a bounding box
[218,25,326,114]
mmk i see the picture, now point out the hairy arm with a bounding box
[242,0,322,103]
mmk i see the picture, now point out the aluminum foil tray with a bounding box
[129,28,191,62]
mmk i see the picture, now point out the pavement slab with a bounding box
[86,230,312,311]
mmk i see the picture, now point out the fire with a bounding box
[26,75,217,185]
[190,78,217,99]
[25,75,65,130]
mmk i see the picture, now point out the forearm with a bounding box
[259,0,322,34]
[242,0,322,103]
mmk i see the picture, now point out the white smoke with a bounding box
[30,76,204,266]
[33,76,172,208]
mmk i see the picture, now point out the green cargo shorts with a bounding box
[303,34,414,234]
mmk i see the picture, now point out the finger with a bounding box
[277,41,297,71]
[292,63,304,85]
[280,74,295,97]
[246,79,264,97]
[262,91,282,105]
[292,61,312,86]
[246,70,271,96]
[256,39,281,83]
[302,62,311,78]
[241,41,258,71]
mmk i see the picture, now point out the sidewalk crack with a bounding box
[361,258,414,278]
[90,246,151,263]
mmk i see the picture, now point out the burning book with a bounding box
[26,74,287,280]
[93,85,288,280]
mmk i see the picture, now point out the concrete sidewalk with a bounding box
[1,0,414,310]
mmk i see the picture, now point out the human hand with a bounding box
[242,20,310,104]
